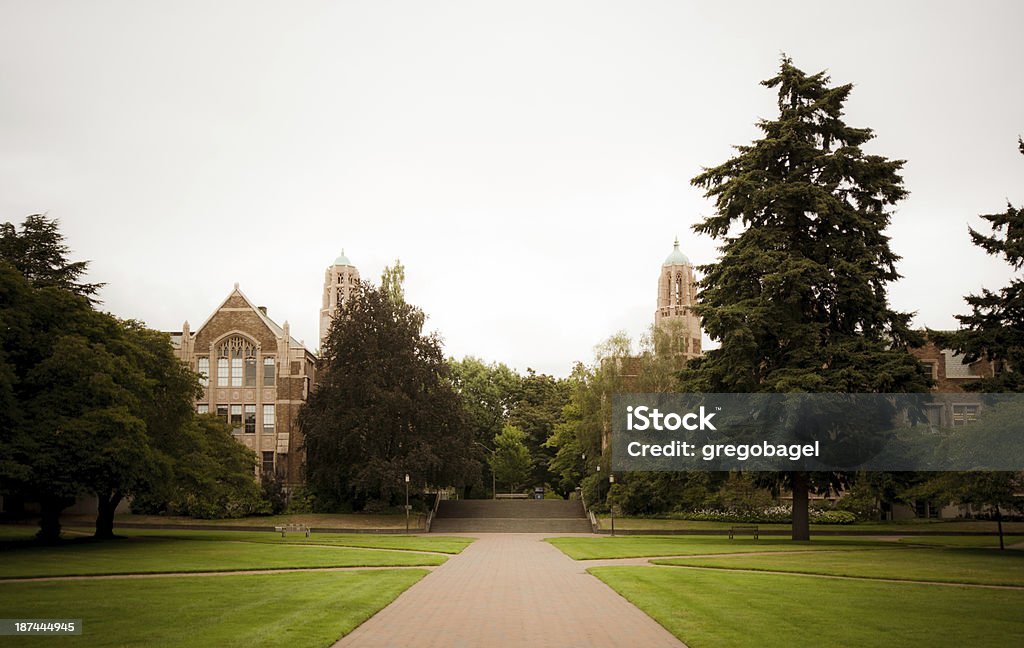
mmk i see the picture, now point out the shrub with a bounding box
[674,505,856,524]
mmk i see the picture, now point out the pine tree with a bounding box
[933,139,1024,391]
[0,214,103,301]
[924,139,1024,546]
[680,57,931,540]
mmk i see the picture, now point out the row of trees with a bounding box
[299,61,1021,541]
[299,264,573,510]
[545,58,1024,543]
[0,216,264,541]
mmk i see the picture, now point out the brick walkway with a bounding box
[333,533,685,648]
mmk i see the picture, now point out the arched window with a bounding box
[217,336,257,388]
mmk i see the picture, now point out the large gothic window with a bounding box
[217,336,257,388]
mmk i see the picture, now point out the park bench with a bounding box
[274,523,310,538]
[495,493,530,499]
[728,525,759,540]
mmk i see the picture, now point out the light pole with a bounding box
[405,473,410,533]
[476,441,496,499]
[609,474,616,537]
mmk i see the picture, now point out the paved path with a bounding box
[333,534,685,648]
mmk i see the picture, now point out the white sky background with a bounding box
[1,1,1021,377]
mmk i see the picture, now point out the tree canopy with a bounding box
[680,57,931,540]
[300,278,478,510]
[0,214,103,301]
[1,215,258,540]
[490,425,533,494]
[933,139,1024,391]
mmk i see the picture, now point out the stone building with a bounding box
[170,284,317,485]
[600,239,703,452]
[319,250,360,349]
[655,237,702,361]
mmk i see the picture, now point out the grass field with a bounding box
[546,535,898,560]
[591,566,1024,648]
[57,512,422,529]
[597,516,1024,533]
[66,526,475,554]
[554,533,1024,647]
[0,570,428,647]
[653,547,1024,586]
[0,527,456,645]
[0,531,447,579]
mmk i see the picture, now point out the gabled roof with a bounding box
[192,283,310,352]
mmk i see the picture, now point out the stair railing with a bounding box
[578,487,600,533]
[425,489,444,533]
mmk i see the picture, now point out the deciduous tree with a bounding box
[490,425,533,495]
[300,280,478,510]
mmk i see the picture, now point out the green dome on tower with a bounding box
[333,250,353,266]
[663,238,690,265]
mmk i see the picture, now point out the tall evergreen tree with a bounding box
[933,139,1024,391]
[680,57,931,540]
[925,138,1024,545]
[0,214,103,301]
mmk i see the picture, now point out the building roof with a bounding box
[190,284,312,354]
[942,349,983,379]
[664,238,690,266]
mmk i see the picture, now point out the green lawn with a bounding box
[598,516,1024,534]
[898,535,1024,548]
[0,570,427,647]
[73,526,475,554]
[591,566,1024,648]
[61,511,420,529]
[546,535,897,560]
[653,547,1024,586]
[0,534,445,579]
[0,524,40,542]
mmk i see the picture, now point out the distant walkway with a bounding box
[333,534,685,648]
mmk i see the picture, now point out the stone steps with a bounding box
[431,499,591,533]
[436,500,584,519]
[430,517,593,533]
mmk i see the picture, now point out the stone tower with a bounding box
[655,237,702,361]
[319,250,360,350]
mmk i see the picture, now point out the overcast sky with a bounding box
[2,1,1021,377]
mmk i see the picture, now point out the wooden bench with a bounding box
[494,493,529,499]
[728,525,758,540]
[274,523,310,538]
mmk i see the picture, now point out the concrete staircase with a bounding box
[430,499,592,533]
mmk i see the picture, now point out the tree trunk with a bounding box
[37,495,68,543]
[996,504,1005,551]
[791,471,810,541]
[95,491,123,539]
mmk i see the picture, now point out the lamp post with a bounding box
[476,441,496,499]
[405,473,410,533]
[609,474,616,537]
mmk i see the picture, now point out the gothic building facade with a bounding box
[170,254,356,485]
